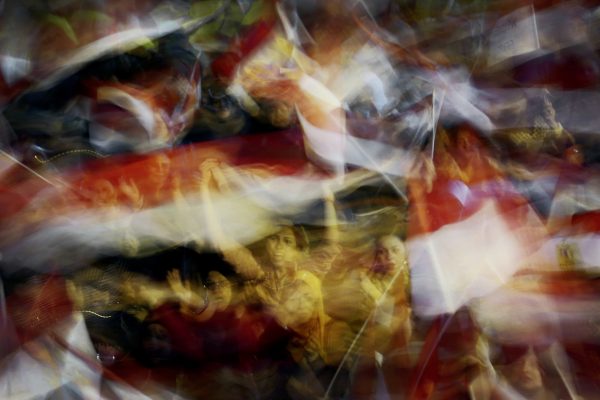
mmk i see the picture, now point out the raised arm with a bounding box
[198,160,264,280]
[303,183,341,277]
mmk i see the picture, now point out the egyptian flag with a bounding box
[0,127,368,274]
[537,155,600,271]
[407,124,547,318]
[405,124,552,399]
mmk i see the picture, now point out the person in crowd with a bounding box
[490,345,571,400]
[322,233,413,398]
[279,271,330,399]
[142,254,294,399]
[409,307,493,400]
[196,159,340,305]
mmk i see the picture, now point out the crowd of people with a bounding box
[3,0,600,399]
[3,150,579,399]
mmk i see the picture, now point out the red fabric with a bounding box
[408,310,481,400]
[0,127,317,225]
[5,275,74,344]
[211,19,276,81]
[147,303,207,362]
[406,127,540,397]
[147,303,293,367]
[408,125,530,237]
[571,210,600,234]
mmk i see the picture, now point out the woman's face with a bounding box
[206,271,232,311]
[265,227,299,269]
[148,154,171,186]
[374,235,406,273]
[505,349,543,393]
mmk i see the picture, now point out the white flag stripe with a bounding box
[409,200,529,316]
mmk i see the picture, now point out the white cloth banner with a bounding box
[409,200,529,316]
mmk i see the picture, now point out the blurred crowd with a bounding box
[2,0,600,399]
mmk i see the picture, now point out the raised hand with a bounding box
[196,158,221,190]
[119,177,144,209]
[211,163,230,191]
[199,158,221,176]
[167,269,189,297]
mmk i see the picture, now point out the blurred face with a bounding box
[94,180,116,206]
[506,349,543,393]
[206,271,232,311]
[457,129,482,155]
[283,282,318,327]
[148,154,170,186]
[374,235,406,274]
[265,227,299,269]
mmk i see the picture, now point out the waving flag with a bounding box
[407,125,547,317]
